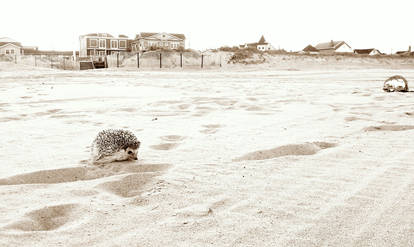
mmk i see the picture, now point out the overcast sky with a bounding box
[2,0,413,53]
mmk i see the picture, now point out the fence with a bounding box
[106,51,226,69]
[0,54,78,70]
[0,51,231,70]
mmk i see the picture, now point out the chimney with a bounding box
[409,45,411,52]
[330,40,334,47]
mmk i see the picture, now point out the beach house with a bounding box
[315,40,352,53]
[79,33,130,57]
[130,32,186,52]
[0,37,22,56]
[240,35,273,51]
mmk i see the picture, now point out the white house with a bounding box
[315,40,352,53]
[131,32,186,52]
[0,37,22,56]
[240,35,273,51]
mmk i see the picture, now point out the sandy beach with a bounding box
[0,62,413,246]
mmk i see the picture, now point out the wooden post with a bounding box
[201,54,204,68]
[50,56,52,68]
[137,53,139,69]
[180,53,183,68]
[14,54,17,64]
[63,57,65,70]
[104,55,108,68]
[220,55,222,67]
[159,53,162,68]
[117,53,119,68]
[34,55,37,67]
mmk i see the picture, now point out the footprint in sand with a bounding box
[150,135,186,150]
[0,116,23,122]
[345,116,367,122]
[200,124,222,134]
[363,125,414,132]
[177,104,191,110]
[4,203,83,231]
[97,173,159,198]
[233,142,336,161]
[160,135,186,142]
[192,106,215,117]
[150,143,179,150]
[245,105,265,112]
[119,107,136,112]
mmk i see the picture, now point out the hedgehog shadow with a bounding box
[0,162,171,186]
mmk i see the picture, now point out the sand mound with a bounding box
[234,142,336,161]
[0,163,170,185]
[364,125,414,132]
[5,204,81,231]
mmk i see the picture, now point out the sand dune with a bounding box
[0,64,413,246]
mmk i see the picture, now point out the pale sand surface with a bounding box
[0,63,413,246]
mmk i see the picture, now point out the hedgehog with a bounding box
[90,129,141,165]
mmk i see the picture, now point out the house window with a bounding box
[119,40,126,48]
[164,42,168,47]
[6,50,9,54]
[89,39,98,48]
[99,39,106,48]
[10,49,14,54]
[111,40,118,49]
[99,51,105,56]
[89,50,95,56]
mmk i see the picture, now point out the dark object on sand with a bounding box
[383,75,409,92]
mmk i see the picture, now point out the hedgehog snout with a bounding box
[125,147,139,161]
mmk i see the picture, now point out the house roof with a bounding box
[396,51,409,54]
[83,33,114,38]
[0,37,22,47]
[315,41,349,50]
[257,35,268,45]
[0,42,22,48]
[303,45,319,52]
[353,48,381,54]
[0,43,22,49]
[138,32,186,40]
